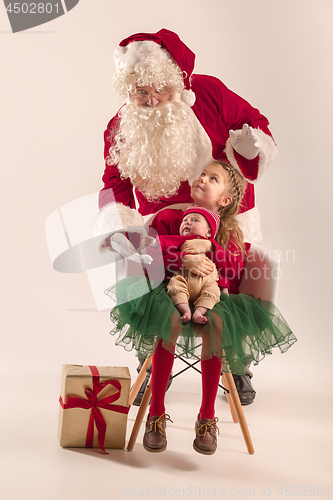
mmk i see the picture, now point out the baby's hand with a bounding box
[180,239,212,254]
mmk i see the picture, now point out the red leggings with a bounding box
[150,339,222,420]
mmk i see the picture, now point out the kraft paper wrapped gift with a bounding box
[58,365,130,451]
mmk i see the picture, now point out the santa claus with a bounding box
[97,29,278,405]
[98,28,277,243]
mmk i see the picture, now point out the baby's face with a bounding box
[179,213,211,238]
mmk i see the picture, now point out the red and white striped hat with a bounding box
[183,206,221,238]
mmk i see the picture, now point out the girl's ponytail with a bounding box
[213,161,247,253]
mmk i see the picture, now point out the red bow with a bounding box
[59,366,129,453]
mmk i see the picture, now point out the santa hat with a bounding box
[183,206,220,238]
[114,29,196,106]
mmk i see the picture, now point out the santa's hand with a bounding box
[110,233,153,264]
[137,235,157,252]
[229,124,260,160]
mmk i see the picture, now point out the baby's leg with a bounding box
[167,274,191,323]
[193,277,220,324]
[175,303,192,324]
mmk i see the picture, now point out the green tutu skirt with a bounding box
[105,276,297,375]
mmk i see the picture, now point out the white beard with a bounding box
[108,100,212,200]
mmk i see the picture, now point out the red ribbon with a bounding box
[59,365,129,453]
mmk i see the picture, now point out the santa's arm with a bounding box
[98,114,136,210]
[219,81,278,182]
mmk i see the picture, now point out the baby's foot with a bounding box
[181,312,192,324]
[176,303,192,324]
[192,307,208,324]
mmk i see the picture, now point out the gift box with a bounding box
[58,365,130,452]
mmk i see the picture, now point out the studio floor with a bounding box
[2,362,332,500]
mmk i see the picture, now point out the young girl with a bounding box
[106,160,296,455]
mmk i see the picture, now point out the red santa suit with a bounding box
[99,29,277,243]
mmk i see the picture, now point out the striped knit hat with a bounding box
[183,206,221,238]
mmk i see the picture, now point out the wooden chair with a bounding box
[126,244,280,455]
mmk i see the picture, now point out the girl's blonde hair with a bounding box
[213,161,247,253]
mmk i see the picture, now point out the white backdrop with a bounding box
[1,2,333,499]
[1,1,332,390]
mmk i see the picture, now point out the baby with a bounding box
[166,206,221,324]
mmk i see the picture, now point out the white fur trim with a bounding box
[224,128,278,183]
[93,202,145,237]
[114,41,171,73]
[180,89,196,107]
[236,206,262,244]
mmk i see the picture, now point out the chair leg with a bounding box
[127,376,152,451]
[129,355,152,407]
[223,371,255,454]
[221,373,238,423]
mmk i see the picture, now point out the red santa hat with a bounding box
[114,29,196,106]
[119,29,195,89]
[183,206,221,238]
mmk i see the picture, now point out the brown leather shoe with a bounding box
[193,414,219,455]
[143,414,173,453]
